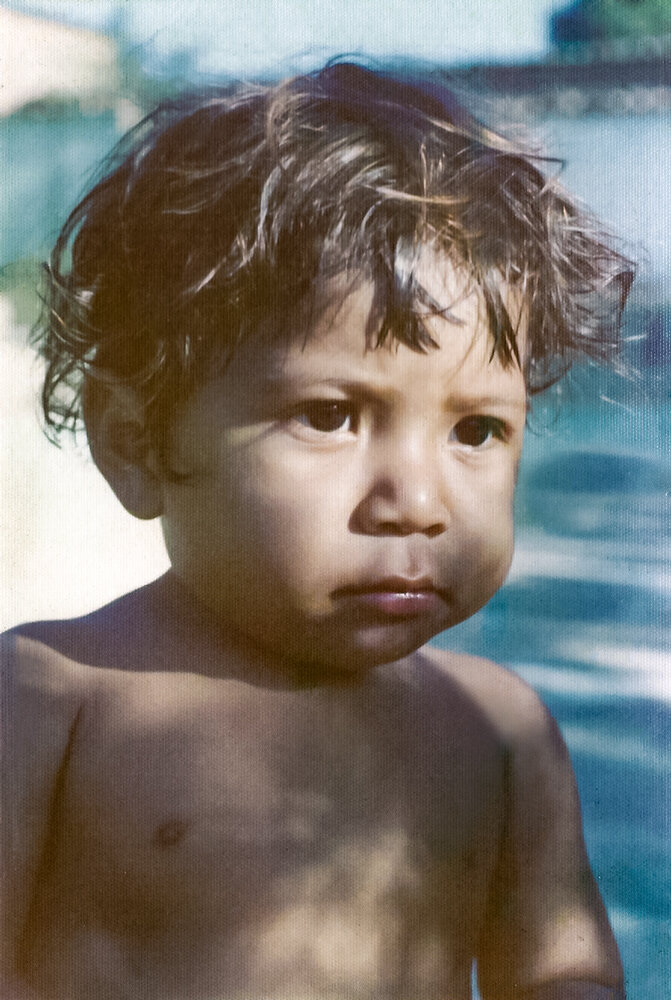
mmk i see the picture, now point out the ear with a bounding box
[84,382,164,520]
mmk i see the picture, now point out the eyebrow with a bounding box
[260,373,527,412]
[447,394,528,413]
[258,374,384,399]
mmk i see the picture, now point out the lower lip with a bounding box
[343,590,446,617]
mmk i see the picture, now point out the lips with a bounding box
[334,576,449,618]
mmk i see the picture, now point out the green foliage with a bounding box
[589,0,671,39]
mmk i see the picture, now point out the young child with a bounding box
[2,63,631,1000]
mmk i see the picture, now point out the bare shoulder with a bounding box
[2,625,93,701]
[1,607,132,738]
[0,628,93,974]
[419,643,556,749]
[1,613,103,766]
[1,626,97,775]
[418,650,624,994]
[0,577,194,759]
[6,576,166,671]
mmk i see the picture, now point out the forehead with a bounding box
[191,259,527,428]
[266,256,527,381]
[173,258,528,448]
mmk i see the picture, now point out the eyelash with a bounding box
[289,402,509,448]
[290,400,358,434]
[450,415,509,449]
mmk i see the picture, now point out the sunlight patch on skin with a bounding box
[282,790,335,844]
[220,424,272,448]
[536,907,617,985]
[251,830,420,987]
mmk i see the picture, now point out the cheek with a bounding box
[456,468,517,577]
[487,498,516,583]
[457,457,517,520]
[242,446,356,524]
[223,456,352,575]
[449,508,514,624]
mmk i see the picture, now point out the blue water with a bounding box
[2,105,670,998]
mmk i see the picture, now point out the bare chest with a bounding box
[26,680,503,999]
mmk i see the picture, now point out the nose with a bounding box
[350,435,449,538]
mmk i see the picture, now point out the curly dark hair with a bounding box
[36,61,633,461]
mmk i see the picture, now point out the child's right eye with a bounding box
[292,401,358,434]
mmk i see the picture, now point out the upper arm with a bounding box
[476,679,624,1000]
[0,632,84,982]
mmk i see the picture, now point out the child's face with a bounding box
[159,262,527,674]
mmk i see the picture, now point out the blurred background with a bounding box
[1,1,669,996]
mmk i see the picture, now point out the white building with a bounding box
[0,6,119,117]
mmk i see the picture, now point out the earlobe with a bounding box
[84,383,164,521]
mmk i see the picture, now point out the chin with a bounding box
[315,620,447,674]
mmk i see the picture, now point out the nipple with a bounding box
[152,818,189,850]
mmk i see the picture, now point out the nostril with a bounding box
[370,518,446,538]
[376,521,407,537]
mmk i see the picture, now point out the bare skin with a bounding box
[2,263,624,998]
[2,585,623,1000]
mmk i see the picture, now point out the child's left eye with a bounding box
[292,401,357,434]
[451,415,507,448]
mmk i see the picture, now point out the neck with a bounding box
[148,570,370,690]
